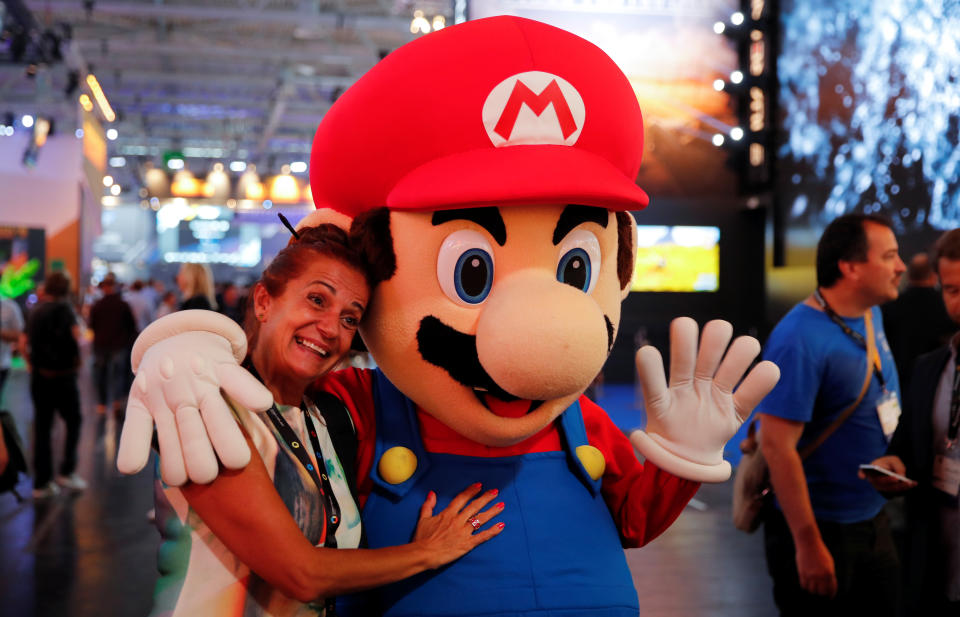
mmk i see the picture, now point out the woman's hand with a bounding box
[413,483,505,569]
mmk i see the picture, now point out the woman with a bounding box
[152,224,504,617]
[176,262,217,310]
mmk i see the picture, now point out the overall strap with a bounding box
[311,390,361,514]
[557,399,603,496]
[371,369,431,498]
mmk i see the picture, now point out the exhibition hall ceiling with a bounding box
[4,0,445,164]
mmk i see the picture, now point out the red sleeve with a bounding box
[313,368,377,507]
[580,395,700,548]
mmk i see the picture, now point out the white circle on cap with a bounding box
[482,71,585,148]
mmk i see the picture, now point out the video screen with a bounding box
[631,225,720,292]
[468,0,740,198]
[156,204,262,267]
[778,0,960,255]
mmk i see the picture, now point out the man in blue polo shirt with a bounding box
[757,213,906,617]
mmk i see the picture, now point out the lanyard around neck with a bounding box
[813,289,886,389]
[264,403,342,547]
[243,360,341,547]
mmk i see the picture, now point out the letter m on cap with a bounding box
[493,79,578,141]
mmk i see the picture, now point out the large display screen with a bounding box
[156,204,262,267]
[631,225,720,292]
[468,0,740,198]
[777,0,960,257]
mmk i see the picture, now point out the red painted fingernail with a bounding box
[496,522,505,529]
[495,502,504,509]
[471,482,482,490]
[489,488,499,496]
[428,491,435,499]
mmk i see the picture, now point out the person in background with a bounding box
[89,273,138,416]
[141,277,161,310]
[154,290,178,320]
[218,281,246,324]
[0,295,25,400]
[757,214,906,617]
[882,252,956,392]
[176,263,217,311]
[865,228,960,616]
[124,279,155,332]
[26,271,85,498]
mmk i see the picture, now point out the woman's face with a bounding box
[254,254,369,382]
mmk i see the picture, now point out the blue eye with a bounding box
[555,229,602,294]
[557,248,591,291]
[454,249,493,303]
[437,230,496,307]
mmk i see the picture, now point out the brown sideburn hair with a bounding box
[243,223,372,356]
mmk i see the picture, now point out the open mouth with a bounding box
[294,335,329,358]
[417,316,544,416]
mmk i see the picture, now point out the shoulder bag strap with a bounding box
[797,309,878,460]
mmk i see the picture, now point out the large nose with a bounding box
[475,271,609,401]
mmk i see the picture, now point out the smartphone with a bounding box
[858,464,914,484]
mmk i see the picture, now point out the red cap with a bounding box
[310,16,648,216]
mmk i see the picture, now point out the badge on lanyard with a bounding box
[876,390,901,440]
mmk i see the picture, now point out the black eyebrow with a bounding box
[431,207,506,246]
[552,205,608,245]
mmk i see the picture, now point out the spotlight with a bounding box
[713,79,725,91]
[167,158,185,170]
[229,161,247,172]
[22,115,34,128]
[106,128,118,140]
[713,21,725,34]
[730,70,744,84]
[712,134,725,147]
[289,161,307,173]
[731,11,745,25]
[730,127,745,141]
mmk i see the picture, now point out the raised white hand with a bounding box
[629,317,780,482]
[117,311,273,486]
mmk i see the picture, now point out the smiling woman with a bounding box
[150,223,505,617]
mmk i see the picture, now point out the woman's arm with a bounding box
[181,432,504,603]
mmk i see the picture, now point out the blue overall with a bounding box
[359,369,639,617]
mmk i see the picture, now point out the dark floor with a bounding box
[0,361,777,617]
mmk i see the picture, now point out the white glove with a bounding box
[117,311,274,486]
[629,317,780,483]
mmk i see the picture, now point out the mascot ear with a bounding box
[350,207,397,285]
[616,211,638,300]
[295,208,354,233]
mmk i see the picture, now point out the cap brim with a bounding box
[387,145,649,213]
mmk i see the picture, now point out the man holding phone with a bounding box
[866,228,960,616]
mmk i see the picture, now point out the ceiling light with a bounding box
[229,161,247,173]
[22,115,34,128]
[731,11,745,25]
[730,127,745,141]
[730,70,744,84]
[289,161,307,173]
[103,175,114,187]
[110,184,122,196]
[167,158,185,170]
[712,134,725,147]
[109,156,126,167]
[713,21,725,34]
[106,128,118,141]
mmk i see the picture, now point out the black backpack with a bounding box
[0,411,28,501]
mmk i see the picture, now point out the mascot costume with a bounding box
[118,16,779,617]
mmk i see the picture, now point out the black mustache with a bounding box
[415,316,521,402]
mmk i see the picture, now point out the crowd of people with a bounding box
[0,263,251,499]
[1,216,960,616]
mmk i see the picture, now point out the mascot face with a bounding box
[358,204,634,447]
[309,16,650,447]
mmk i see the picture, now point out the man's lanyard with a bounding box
[947,351,960,448]
[244,361,341,548]
[813,289,886,389]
